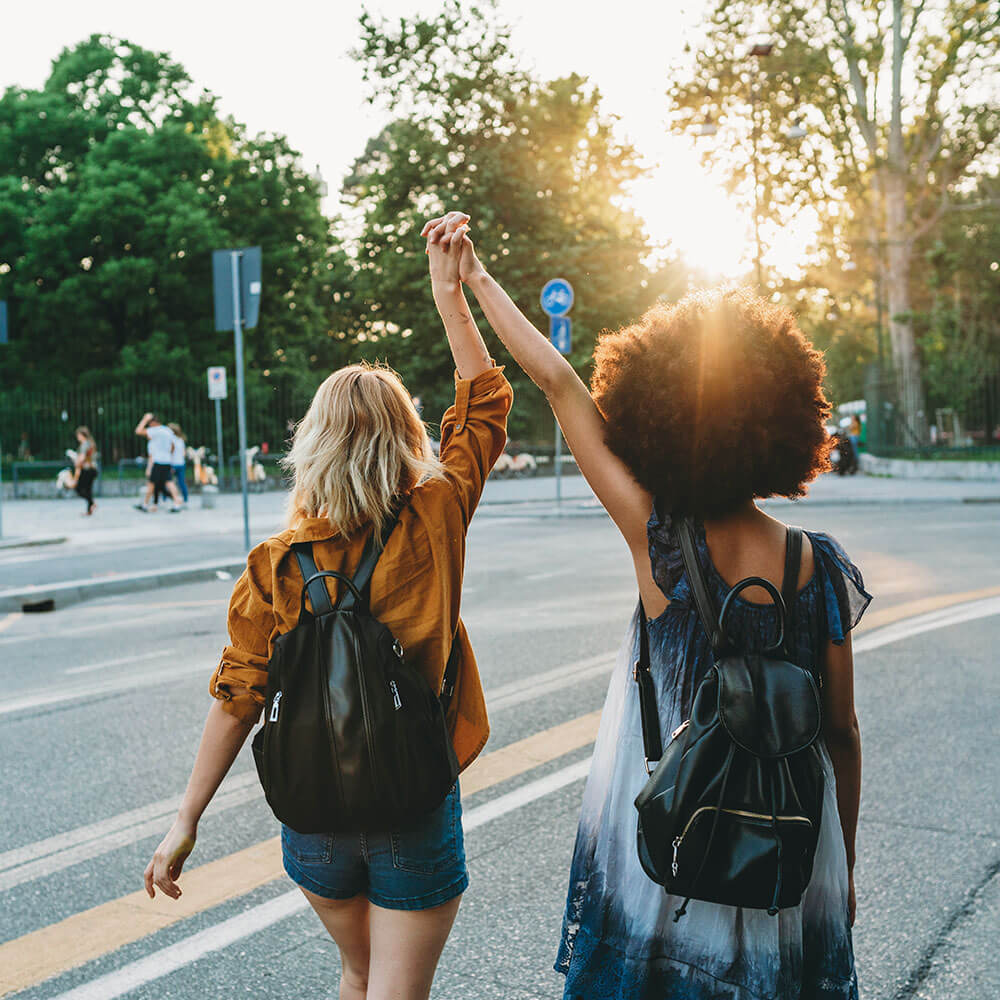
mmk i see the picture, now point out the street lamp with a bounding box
[695,40,805,289]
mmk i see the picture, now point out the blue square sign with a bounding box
[550,315,571,354]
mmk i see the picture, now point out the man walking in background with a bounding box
[134,412,184,513]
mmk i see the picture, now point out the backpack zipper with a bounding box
[269,691,282,723]
[353,630,379,791]
[671,806,812,878]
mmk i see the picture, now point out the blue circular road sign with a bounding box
[540,278,574,317]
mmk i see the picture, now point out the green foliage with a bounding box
[665,0,999,405]
[345,1,684,438]
[0,34,348,397]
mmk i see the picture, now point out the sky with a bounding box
[1,0,783,277]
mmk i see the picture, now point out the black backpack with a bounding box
[634,518,825,919]
[251,508,460,834]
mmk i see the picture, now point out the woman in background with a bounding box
[168,422,189,505]
[73,426,98,516]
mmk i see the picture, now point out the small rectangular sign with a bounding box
[212,247,262,331]
[550,315,571,355]
[207,366,228,400]
[0,301,7,344]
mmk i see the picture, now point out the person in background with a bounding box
[849,414,862,456]
[134,412,183,513]
[73,426,98,516]
[168,423,189,504]
[17,431,32,461]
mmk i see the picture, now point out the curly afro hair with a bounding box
[591,287,832,518]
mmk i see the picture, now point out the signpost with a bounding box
[207,367,227,489]
[540,279,574,505]
[0,302,6,535]
[212,247,262,551]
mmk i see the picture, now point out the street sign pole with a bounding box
[214,398,224,488]
[541,280,574,508]
[230,252,250,551]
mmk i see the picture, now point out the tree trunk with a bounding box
[884,171,925,444]
[884,0,926,444]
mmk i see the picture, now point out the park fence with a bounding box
[863,365,1000,457]
[0,381,314,490]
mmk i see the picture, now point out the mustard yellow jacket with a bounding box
[210,365,512,771]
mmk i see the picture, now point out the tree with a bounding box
[345,1,684,437]
[668,0,999,440]
[0,35,348,396]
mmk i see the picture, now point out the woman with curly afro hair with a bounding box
[423,212,870,1000]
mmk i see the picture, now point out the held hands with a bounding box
[421,211,486,286]
[144,816,197,900]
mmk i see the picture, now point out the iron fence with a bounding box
[863,365,1000,457]
[0,381,315,473]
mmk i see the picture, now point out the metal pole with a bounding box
[751,77,763,289]
[0,440,4,539]
[231,252,250,551]
[214,397,224,490]
[554,414,562,506]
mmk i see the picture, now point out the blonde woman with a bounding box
[143,237,512,1000]
[72,426,98,516]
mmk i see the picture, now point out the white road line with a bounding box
[64,649,177,676]
[0,654,613,887]
[853,595,1000,654]
[0,612,23,634]
[0,777,260,892]
[524,568,574,582]
[45,757,593,1000]
[5,596,999,893]
[0,662,207,717]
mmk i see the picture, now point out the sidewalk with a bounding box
[1,472,997,611]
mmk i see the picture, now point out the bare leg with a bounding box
[300,889,371,1000]
[367,894,462,1000]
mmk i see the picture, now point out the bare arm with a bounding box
[143,700,254,899]
[822,634,862,924]
[134,412,153,437]
[452,237,660,613]
[426,213,492,380]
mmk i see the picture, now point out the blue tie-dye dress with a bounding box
[555,510,871,1000]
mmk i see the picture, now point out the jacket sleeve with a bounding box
[209,543,274,724]
[438,365,513,523]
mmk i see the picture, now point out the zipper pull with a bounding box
[671,836,682,879]
[389,679,402,710]
[670,719,690,742]
[269,691,282,723]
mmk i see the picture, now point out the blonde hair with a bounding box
[283,362,444,538]
[167,422,186,442]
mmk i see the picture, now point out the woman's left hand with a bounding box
[144,817,197,900]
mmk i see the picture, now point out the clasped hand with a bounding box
[422,211,484,286]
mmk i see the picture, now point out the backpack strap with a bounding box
[292,542,333,616]
[341,505,403,611]
[677,518,728,655]
[634,600,663,774]
[780,527,803,659]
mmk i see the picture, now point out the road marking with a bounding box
[854,595,1000,654]
[0,654,614,887]
[858,584,1000,632]
[0,612,22,635]
[64,649,178,676]
[0,661,208,718]
[0,723,597,996]
[524,568,574,582]
[3,590,1000,994]
[42,758,594,1000]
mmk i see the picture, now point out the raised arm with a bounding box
[426,212,492,381]
[134,412,153,438]
[422,213,662,615]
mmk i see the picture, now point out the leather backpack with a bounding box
[251,507,460,834]
[633,518,825,918]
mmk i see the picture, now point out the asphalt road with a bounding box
[1,501,999,1000]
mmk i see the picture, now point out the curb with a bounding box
[0,535,67,551]
[0,558,247,613]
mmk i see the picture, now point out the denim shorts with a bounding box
[281,783,468,911]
